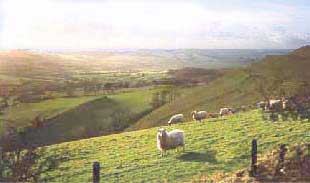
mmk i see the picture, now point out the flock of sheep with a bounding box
[156,96,309,156]
[157,108,236,156]
[167,108,235,126]
[256,97,289,112]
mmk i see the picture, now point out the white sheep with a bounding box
[267,99,282,111]
[156,128,185,156]
[168,114,184,125]
[257,101,266,109]
[266,98,289,112]
[191,110,207,121]
[219,108,232,116]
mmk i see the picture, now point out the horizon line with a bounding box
[0,48,296,52]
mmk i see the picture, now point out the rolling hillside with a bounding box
[2,47,308,148]
[37,110,310,182]
[4,96,100,131]
[129,46,310,130]
[6,87,175,147]
[130,69,260,130]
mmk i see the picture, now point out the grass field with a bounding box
[15,87,173,146]
[38,110,310,182]
[4,96,100,130]
[130,69,262,130]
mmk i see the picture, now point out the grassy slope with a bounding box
[130,47,310,130]
[40,110,310,182]
[20,88,163,146]
[5,96,99,130]
[130,69,262,130]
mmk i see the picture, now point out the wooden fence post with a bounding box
[0,146,3,180]
[93,162,100,183]
[250,139,257,177]
[275,144,287,175]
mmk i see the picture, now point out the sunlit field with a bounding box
[1,0,310,182]
[39,110,310,182]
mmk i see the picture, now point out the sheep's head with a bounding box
[157,128,167,139]
[281,98,289,109]
[191,111,197,116]
[158,128,166,135]
[157,128,168,148]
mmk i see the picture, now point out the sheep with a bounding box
[281,98,289,110]
[157,128,185,156]
[267,99,283,112]
[168,114,184,125]
[191,110,207,122]
[257,101,267,110]
[219,108,233,116]
[229,107,237,114]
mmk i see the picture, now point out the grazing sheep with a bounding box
[191,110,207,122]
[282,98,289,110]
[219,108,233,116]
[157,128,185,156]
[229,108,237,114]
[257,101,267,110]
[267,99,283,112]
[168,114,184,125]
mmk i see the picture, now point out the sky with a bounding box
[0,0,310,50]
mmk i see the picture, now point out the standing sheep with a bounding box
[191,110,207,122]
[168,114,184,125]
[266,99,283,112]
[257,101,267,110]
[157,128,185,157]
[219,108,233,116]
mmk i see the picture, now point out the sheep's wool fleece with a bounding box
[157,130,184,150]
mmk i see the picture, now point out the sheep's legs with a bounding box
[161,150,166,157]
[182,145,185,152]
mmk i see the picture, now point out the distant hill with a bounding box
[129,46,310,130]
[0,49,290,75]
[289,45,310,58]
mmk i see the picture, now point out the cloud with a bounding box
[0,0,309,49]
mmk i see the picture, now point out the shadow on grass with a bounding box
[177,151,217,163]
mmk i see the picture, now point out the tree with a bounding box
[0,131,63,182]
[104,83,114,93]
[151,92,161,108]
[31,115,45,128]
[111,110,131,131]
